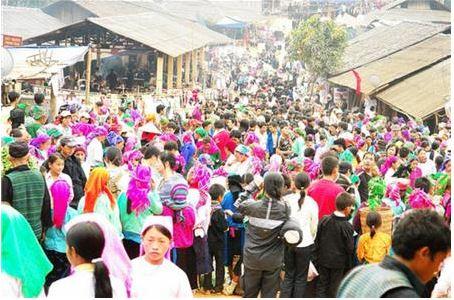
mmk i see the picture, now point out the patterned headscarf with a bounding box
[83,168,115,213]
[126,165,152,214]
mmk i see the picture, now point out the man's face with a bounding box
[413,248,450,283]
[62,145,75,157]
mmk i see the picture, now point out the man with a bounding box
[338,209,451,298]
[58,137,87,209]
[308,155,345,220]
[106,69,118,91]
[8,91,25,130]
[1,141,52,239]
[357,152,375,203]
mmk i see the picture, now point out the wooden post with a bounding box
[85,47,92,105]
[96,48,101,68]
[191,50,198,86]
[50,86,57,122]
[184,52,191,85]
[167,55,174,90]
[199,48,205,89]
[176,55,183,89]
[156,54,164,95]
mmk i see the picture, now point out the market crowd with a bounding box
[1,28,451,299]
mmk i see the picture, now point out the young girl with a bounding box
[44,180,78,288]
[45,153,74,204]
[281,172,318,298]
[130,216,193,298]
[47,221,127,298]
[356,211,391,264]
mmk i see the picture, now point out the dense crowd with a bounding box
[1,27,451,299]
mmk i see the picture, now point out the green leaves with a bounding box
[289,15,347,77]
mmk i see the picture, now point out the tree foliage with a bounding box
[289,15,347,77]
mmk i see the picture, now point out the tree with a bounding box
[289,15,347,95]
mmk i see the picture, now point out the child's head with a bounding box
[366,211,382,238]
[335,192,355,217]
[414,177,432,194]
[66,221,112,298]
[46,153,65,175]
[209,184,226,202]
[264,172,285,200]
[294,172,311,209]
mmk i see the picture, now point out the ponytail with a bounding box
[93,261,113,298]
[366,211,382,239]
[370,225,376,238]
[298,189,306,210]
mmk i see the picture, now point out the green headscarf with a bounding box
[195,127,208,139]
[1,204,53,297]
[339,149,354,164]
[46,127,63,139]
[31,105,47,120]
[368,177,386,210]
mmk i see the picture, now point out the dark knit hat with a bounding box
[8,141,29,158]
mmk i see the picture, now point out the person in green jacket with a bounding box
[118,164,163,259]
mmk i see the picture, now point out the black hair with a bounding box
[44,153,64,172]
[239,119,250,132]
[339,161,353,175]
[392,209,450,260]
[209,184,226,201]
[264,172,284,200]
[34,93,45,105]
[249,120,257,128]
[335,192,355,211]
[304,147,315,159]
[164,141,178,152]
[10,128,23,138]
[156,105,166,114]
[142,224,172,240]
[294,172,310,209]
[242,173,254,185]
[141,145,161,160]
[66,222,112,298]
[435,155,444,171]
[414,177,432,193]
[321,156,339,176]
[214,119,225,129]
[159,151,176,169]
[282,173,292,190]
[167,122,178,131]
[8,91,20,103]
[104,146,123,167]
[338,121,348,131]
[366,211,382,238]
[399,147,410,159]
[230,130,242,140]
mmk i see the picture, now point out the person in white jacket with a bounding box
[281,172,319,298]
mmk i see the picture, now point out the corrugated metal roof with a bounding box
[376,58,450,119]
[87,12,231,57]
[329,34,450,94]
[334,21,449,75]
[2,6,66,40]
[363,8,451,24]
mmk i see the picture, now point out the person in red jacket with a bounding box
[308,155,344,220]
[213,120,234,162]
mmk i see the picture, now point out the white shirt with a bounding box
[86,138,104,168]
[419,160,436,176]
[131,257,193,298]
[48,264,127,298]
[284,193,318,248]
[187,188,211,235]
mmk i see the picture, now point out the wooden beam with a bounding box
[184,52,191,85]
[156,54,164,95]
[176,55,183,89]
[85,47,92,105]
[191,50,198,86]
[167,55,174,90]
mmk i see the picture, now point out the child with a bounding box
[356,211,391,264]
[315,192,355,298]
[44,153,74,203]
[203,184,228,294]
[44,180,78,288]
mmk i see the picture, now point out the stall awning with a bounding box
[375,58,450,119]
[2,46,88,80]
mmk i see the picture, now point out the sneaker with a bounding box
[223,282,237,295]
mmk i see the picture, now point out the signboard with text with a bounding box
[2,35,22,47]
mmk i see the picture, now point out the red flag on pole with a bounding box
[351,70,361,96]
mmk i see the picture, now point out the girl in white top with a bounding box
[45,153,74,205]
[131,216,193,298]
[281,172,319,298]
[47,221,127,298]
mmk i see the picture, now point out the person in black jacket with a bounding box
[57,137,87,209]
[315,192,355,298]
[203,184,228,294]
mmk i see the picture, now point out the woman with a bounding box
[281,172,318,298]
[45,153,74,203]
[57,111,73,137]
[141,144,163,190]
[118,164,163,259]
[47,221,127,298]
[29,133,52,167]
[130,216,193,298]
[77,167,122,236]
[1,204,52,298]
[104,147,129,199]
[380,156,401,185]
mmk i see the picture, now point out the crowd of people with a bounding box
[1,27,452,299]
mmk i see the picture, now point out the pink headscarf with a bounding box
[385,184,401,205]
[65,213,132,294]
[123,150,144,172]
[380,156,398,176]
[127,165,152,214]
[268,154,282,173]
[244,132,259,146]
[408,189,435,209]
[49,180,71,228]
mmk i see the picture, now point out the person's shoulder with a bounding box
[164,259,188,277]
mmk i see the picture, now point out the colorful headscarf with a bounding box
[251,145,266,161]
[408,189,435,209]
[126,165,152,214]
[380,156,398,176]
[385,183,401,206]
[2,204,53,297]
[303,158,321,180]
[340,149,354,164]
[83,168,115,213]
[87,126,108,144]
[123,150,144,172]
[30,133,51,149]
[268,154,283,173]
[72,123,95,136]
[107,131,125,147]
[244,132,259,146]
[31,105,47,120]
[124,136,138,153]
[50,180,71,228]
[194,127,208,139]
[65,213,132,294]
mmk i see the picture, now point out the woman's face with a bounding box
[49,158,65,175]
[410,159,419,170]
[445,161,451,174]
[142,227,171,265]
[40,140,52,151]
[116,141,125,151]
[62,116,71,126]
[75,151,86,162]
[387,146,396,157]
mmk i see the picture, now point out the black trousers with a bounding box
[280,244,314,298]
[44,250,70,289]
[122,239,140,259]
[242,267,281,298]
[174,247,198,290]
[203,242,225,290]
[315,265,345,298]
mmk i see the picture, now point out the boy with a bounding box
[204,184,228,294]
[315,192,355,298]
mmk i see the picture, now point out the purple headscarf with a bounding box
[72,123,95,136]
[123,150,144,172]
[408,189,435,209]
[30,134,51,148]
[87,126,108,144]
[127,165,153,214]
